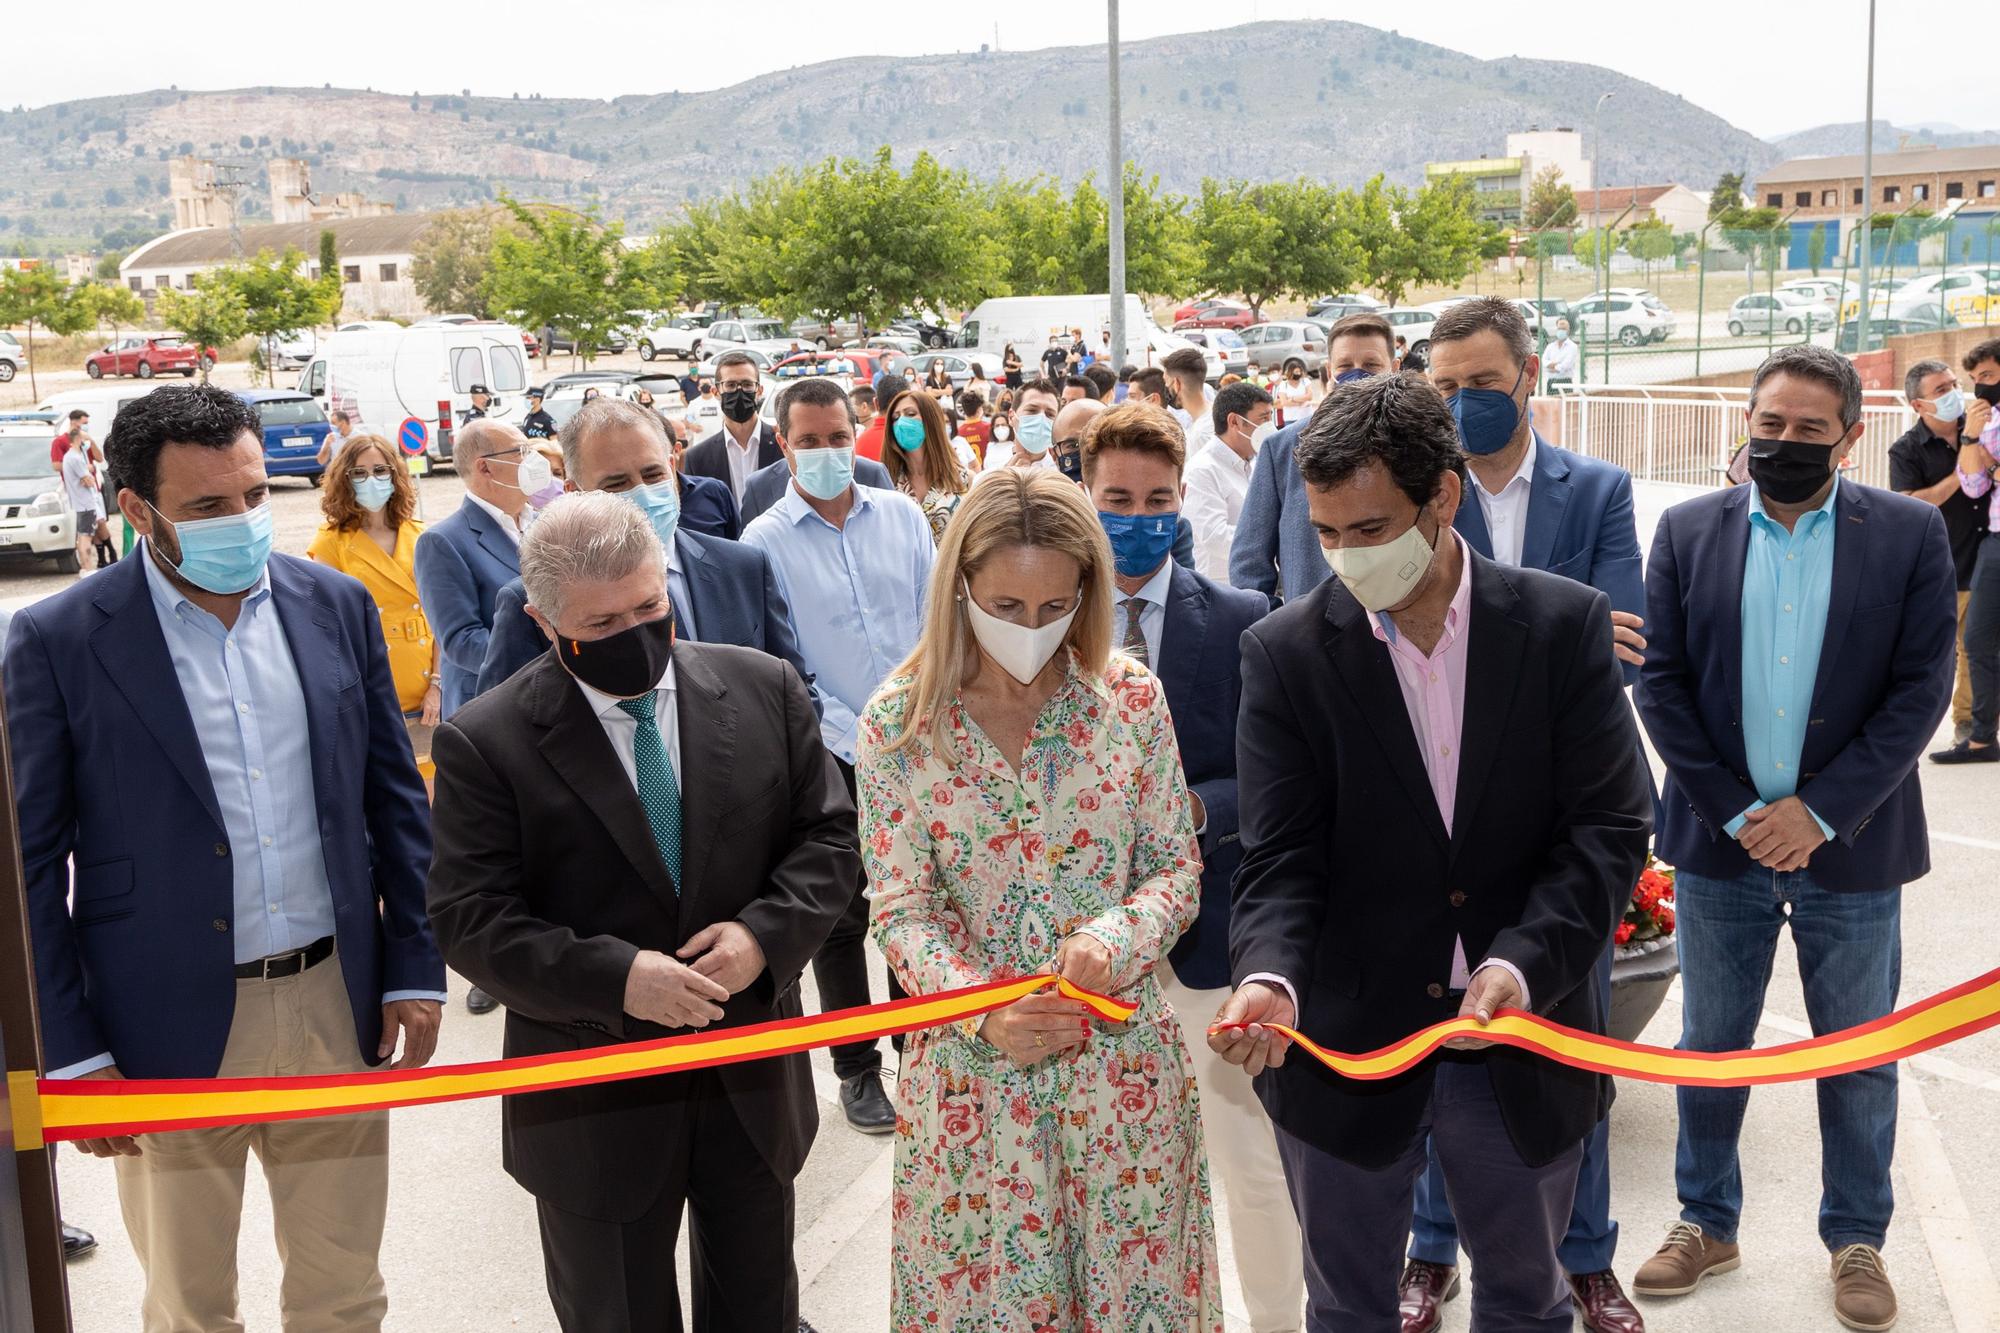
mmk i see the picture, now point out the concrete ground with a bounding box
[27,483,2000,1332]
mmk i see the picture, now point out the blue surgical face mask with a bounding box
[892,416,927,453]
[1333,368,1374,385]
[1931,388,1966,422]
[1449,365,1527,457]
[151,500,276,595]
[621,478,681,548]
[792,445,855,501]
[1099,510,1177,578]
[1015,412,1054,456]
[353,476,395,512]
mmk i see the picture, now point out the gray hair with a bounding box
[457,416,525,459]
[1750,343,1863,430]
[1430,296,1535,367]
[1904,358,1952,406]
[560,396,667,481]
[519,491,662,626]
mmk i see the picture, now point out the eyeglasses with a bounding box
[346,467,395,482]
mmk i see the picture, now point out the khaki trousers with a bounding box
[1160,964,1307,1333]
[1957,589,1974,727]
[115,952,390,1333]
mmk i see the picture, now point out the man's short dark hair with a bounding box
[1211,380,1274,436]
[1750,343,1862,430]
[873,373,908,409]
[1905,358,1952,404]
[1326,313,1396,362]
[1116,365,1137,383]
[849,384,876,409]
[1430,297,1534,366]
[713,350,760,378]
[1018,376,1062,403]
[1962,338,2000,375]
[957,389,985,417]
[66,409,87,422]
[1062,374,1095,397]
[775,376,856,436]
[1162,347,1207,383]
[1295,372,1466,507]
[105,383,260,506]
[1129,367,1167,401]
[1082,363,1116,399]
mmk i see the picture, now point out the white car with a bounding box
[1779,278,1857,308]
[0,423,81,571]
[1570,294,1676,346]
[1849,271,1995,324]
[701,317,801,363]
[635,314,710,362]
[0,330,21,383]
[1727,290,1836,337]
[1175,328,1249,377]
[1379,307,1441,360]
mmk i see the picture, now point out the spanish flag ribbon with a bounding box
[14,965,2000,1152]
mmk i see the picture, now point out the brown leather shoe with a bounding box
[1632,1222,1741,1297]
[1397,1259,1460,1333]
[1831,1244,1897,1331]
[1569,1270,1645,1332]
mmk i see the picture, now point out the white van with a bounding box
[35,385,161,437]
[295,322,530,464]
[956,295,1223,381]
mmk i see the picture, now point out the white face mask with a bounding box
[992,425,1013,442]
[962,580,1080,685]
[500,450,553,498]
[1323,513,1440,614]
[1248,420,1277,451]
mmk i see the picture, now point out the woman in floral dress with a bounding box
[880,386,973,544]
[857,468,1221,1332]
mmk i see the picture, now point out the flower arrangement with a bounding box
[1616,857,1676,957]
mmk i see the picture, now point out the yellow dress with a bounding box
[306,521,434,713]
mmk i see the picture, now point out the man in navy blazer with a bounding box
[683,351,784,503]
[1631,347,1953,1329]
[414,418,540,718]
[1078,401,1301,1330]
[6,384,444,1328]
[476,398,813,697]
[679,470,740,540]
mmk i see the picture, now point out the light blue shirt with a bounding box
[741,482,934,763]
[1725,480,1840,841]
[1114,557,1173,665]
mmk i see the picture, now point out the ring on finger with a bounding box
[1034,1031,1046,1049]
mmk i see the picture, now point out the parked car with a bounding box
[788,314,864,350]
[1836,305,1960,353]
[0,330,20,382]
[865,333,924,357]
[1172,298,1231,324]
[236,389,332,481]
[1847,271,1995,324]
[1171,301,1258,331]
[906,350,1008,387]
[635,314,710,362]
[1727,290,1835,337]
[1306,293,1384,319]
[1379,307,1441,360]
[538,325,630,356]
[1518,297,1574,331]
[702,318,798,361]
[1174,327,1249,377]
[259,328,317,370]
[691,346,783,380]
[887,313,954,348]
[538,374,684,434]
[772,349,893,383]
[1238,321,1326,374]
[85,334,203,379]
[0,422,81,572]
[1779,278,1856,309]
[1569,294,1675,346]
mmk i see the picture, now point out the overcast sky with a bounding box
[10,2,1972,142]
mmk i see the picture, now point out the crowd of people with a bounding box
[5,295,1981,1333]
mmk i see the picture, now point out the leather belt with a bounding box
[234,935,334,981]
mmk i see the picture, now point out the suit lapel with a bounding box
[1156,565,1205,709]
[671,643,736,906]
[87,555,225,831]
[1452,484,1493,558]
[530,657,680,911]
[1449,558,1528,860]
[1809,482,1869,716]
[1519,438,1573,573]
[462,497,521,576]
[1716,487,1752,727]
[1322,590,1449,849]
[673,529,721,643]
[757,423,784,471]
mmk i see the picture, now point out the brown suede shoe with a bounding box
[1632,1222,1741,1297]
[1397,1259,1460,1333]
[1831,1245,1897,1331]
[1569,1269,1646,1332]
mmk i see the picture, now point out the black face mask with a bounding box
[554,612,676,698]
[1976,382,2000,407]
[720,387,760,424]
[1056,449,1084,483]
[1746,437,1835,506]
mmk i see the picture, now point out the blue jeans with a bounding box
[1410,945,1618,1274]
[1674,865,1900,1251]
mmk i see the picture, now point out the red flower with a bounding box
[1072,829,1092,848]
[929,820,948,840]
[1615,921,1636,946]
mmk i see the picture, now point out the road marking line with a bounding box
[1934,832,2000,853]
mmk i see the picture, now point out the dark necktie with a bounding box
[614,692,683,889]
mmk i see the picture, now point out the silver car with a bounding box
[1727,290,1834,337]
[1238,321,1326,374]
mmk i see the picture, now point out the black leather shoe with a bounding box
[798,1321,818,1333]
[61,1222,96,1262]
[839,1071,896,1134]
[1930,741,1999,764]
[466,986,499,1015]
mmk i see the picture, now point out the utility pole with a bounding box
[1106,0,1127,371]
[1856,0,1876,354]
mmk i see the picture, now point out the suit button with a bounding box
[1425,983,1445,999]
[212,918,229,932]
[1449,891,1467,907]
[214,843,229,857]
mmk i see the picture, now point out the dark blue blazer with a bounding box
[5,553,442,1079]
[1228,420,1323,603]
[1636,481,1956,891]
[414,495,522,718]
[1155,564,1269,990]
[679,472,741,541]
[1454,436,1646,686]
[475,527,815,698]
[740,455,895,526]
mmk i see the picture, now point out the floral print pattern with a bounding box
[859,655,1221,1332]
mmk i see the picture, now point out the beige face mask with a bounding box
[1323,513,1439,614]
[962,581,1080,684]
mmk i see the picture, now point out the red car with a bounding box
[1171,300,1258,331]
[85,334,205,379]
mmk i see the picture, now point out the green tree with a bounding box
[75,281,147,351]
[1573,227,1617,272]
[0,266,91,397]
[1626,218,1676,287]
[155,279,249,384]
[1523,164,1578,231]
[318,229,341,322]
[1191,177,1359,318]
[1807,224,1828,275]
[1343,175,1488,305]
[410,208,516,318]
[987,175,1095,294]
[217,248,341,384]
[484,199,650,366]
[1709,171,1745,222]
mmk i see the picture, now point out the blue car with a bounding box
[236,389,333,480]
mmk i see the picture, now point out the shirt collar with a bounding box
[1371,530,1472,646]
[1747,473,1842,533]
[467,490,524,536]
[1124,555,1174,610]
[571,656,677,723]
[1470,436,1538,501]
[778,479,870,527]
[139,537,273,619]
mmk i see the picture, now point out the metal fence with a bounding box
[1535,383,1914,491]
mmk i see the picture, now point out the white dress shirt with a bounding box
[466,492,526,547]
[571,659,682,797]
[978,443,1056,476]
[1468,438,1538,567]
[723,425,763,501]
[1182,437,1255,582]
[1544,336,1580,380]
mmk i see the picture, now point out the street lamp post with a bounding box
[1592,92,1615,385]
[1105,0,1126,372]
[1857,0,1876,354]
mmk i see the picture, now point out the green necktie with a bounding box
[615,693,683,891]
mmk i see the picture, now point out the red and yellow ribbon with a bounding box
[14,965,2000,1152]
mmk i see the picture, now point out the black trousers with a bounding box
[535,1072,797,1332]
[814,756,906,1078]
[1966,534,2000,744]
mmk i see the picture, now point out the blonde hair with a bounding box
[880,468,1114,754]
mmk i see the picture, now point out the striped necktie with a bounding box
[1120,597,1149,665]
[614,692,683,890]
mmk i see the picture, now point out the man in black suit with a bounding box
[683,351,783,505]
[428,490,857,1332]
[1211,373,1652,1332]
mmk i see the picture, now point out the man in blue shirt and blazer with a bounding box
[6,384,444,1330]
[476,398,813,698]
[1633,345,1955,1332]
